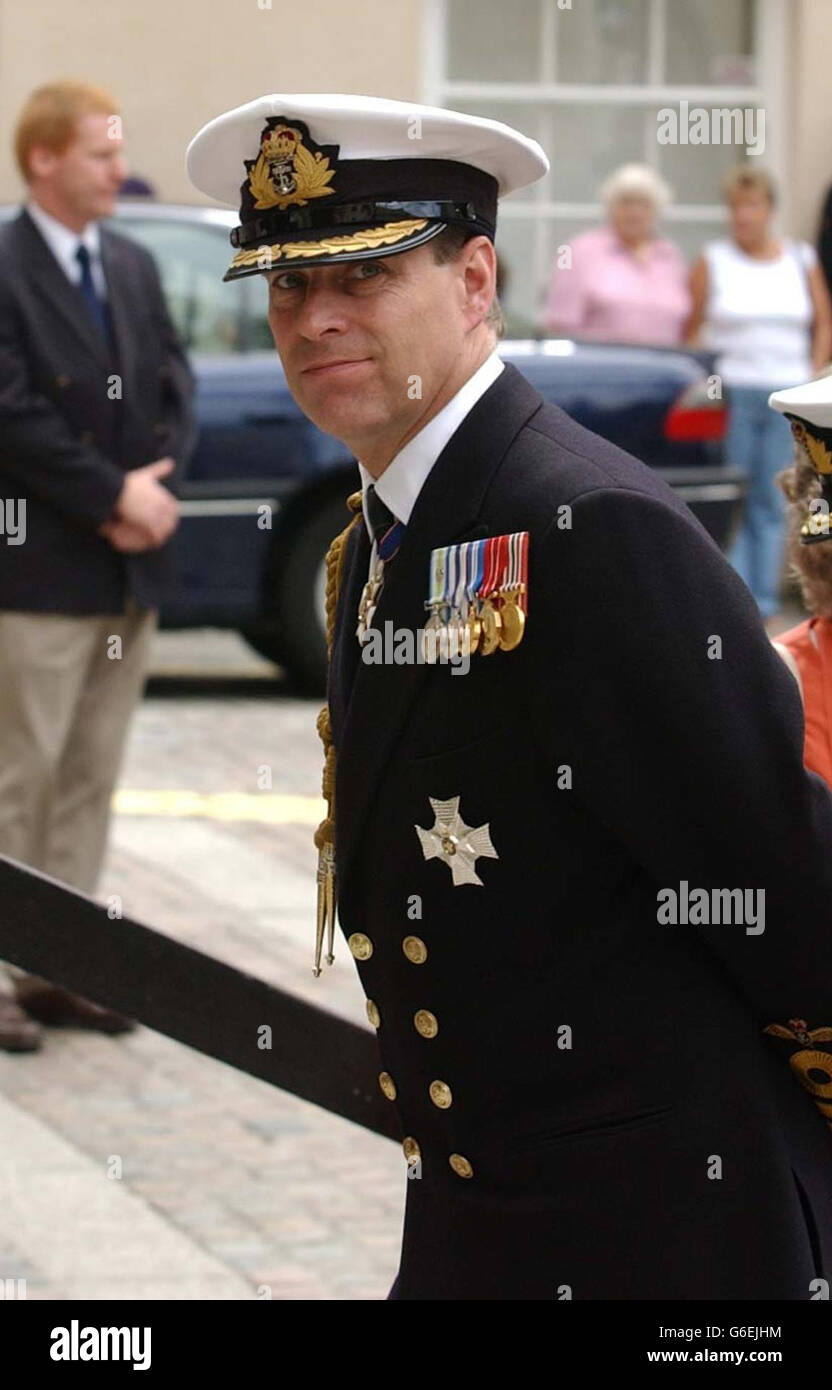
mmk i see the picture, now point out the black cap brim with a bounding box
[223,217,447,282]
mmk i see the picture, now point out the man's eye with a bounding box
[352,262,384,280]
[271,273,304,291]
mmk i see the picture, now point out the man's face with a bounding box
[30,111,127,222]
[264,238,491,456]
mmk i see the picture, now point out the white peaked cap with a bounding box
[769,373,832,428]
[187,92,549,207]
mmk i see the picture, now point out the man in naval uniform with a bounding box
[187,94,832,1300]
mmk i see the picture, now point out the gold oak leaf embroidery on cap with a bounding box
[246,119,336,211]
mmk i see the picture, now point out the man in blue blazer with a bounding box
[0,83,195,1050]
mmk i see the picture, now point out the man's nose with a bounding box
[295,281,351,337]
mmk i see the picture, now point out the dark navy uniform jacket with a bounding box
[328,360,832,1300]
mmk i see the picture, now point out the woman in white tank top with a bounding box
[686,166,831,620]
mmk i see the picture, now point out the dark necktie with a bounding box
[365,483,406,560]
[75,243,114,352]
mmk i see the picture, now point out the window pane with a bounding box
[547,103,648,203]
[447,0,541,82]
[555,0,650,84]
[115,218,244,353]
[650,103,763,204]
[665,0,757,85]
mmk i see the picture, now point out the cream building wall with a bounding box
[0,0,831,239]
[789,0,832,241]
[0,0,423,206]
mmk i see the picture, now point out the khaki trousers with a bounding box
[0,599,157,990]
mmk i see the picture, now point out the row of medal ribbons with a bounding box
[423,531,529,662]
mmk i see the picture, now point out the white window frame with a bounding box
[421,0,790,314]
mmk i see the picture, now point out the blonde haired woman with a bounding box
[542,163,690,345]
[687,166,832,621]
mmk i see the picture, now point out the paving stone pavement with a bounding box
[0,633,405,1301]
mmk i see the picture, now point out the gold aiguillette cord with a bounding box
[313,490,363,976]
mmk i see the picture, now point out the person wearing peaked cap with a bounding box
[765,374,832,1141]
[189,94,832,1300]
[769,373,832,779]
[186,93,545,281]
[770,372,832,545]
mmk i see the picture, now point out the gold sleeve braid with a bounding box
[313,489,363,975]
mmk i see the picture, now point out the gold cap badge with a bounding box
[244,116,337,212]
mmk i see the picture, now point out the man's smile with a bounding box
[300,357,373,378]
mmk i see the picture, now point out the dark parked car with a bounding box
[2,201,745,690]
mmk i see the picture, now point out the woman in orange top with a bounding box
[769,373,832,789]
[772,618,832,787]
[766,377,832,1132]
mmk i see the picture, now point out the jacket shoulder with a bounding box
[0,212,31,278]
[496,391,697,527]
[100,225,157,271]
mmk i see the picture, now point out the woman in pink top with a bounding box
[542,163,690,345]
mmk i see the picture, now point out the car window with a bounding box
[113,216,245,353]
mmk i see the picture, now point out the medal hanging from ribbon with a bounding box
[462,540,483,656]
[356,511,407,646]
[447,541,468,661]
[356,547,383,645]
[498,530,528,651]
[424,531,530,661]
[478,533,506,655]
[422,545,448,663]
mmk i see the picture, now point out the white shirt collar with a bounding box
[358,347,504,535]
[26,200,102,283]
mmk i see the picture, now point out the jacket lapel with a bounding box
[99,229,138,385]
[15,209,112,368]
[334,361,543,888]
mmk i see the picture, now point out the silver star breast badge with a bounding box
[415,795,499,886]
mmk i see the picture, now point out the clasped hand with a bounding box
[98,457,180,553]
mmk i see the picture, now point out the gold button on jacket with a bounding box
[348,932,373,960]
[402,935,428,964]
[403,1136,421,1167]
[429,1079,453,1108]
[366,999,381,1028]
[449,1153,474,1179]
[379,1071,397,1100]
[414,1008,438,1038]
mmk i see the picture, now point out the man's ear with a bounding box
[460,236,497,325]
[27,145,60,179]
